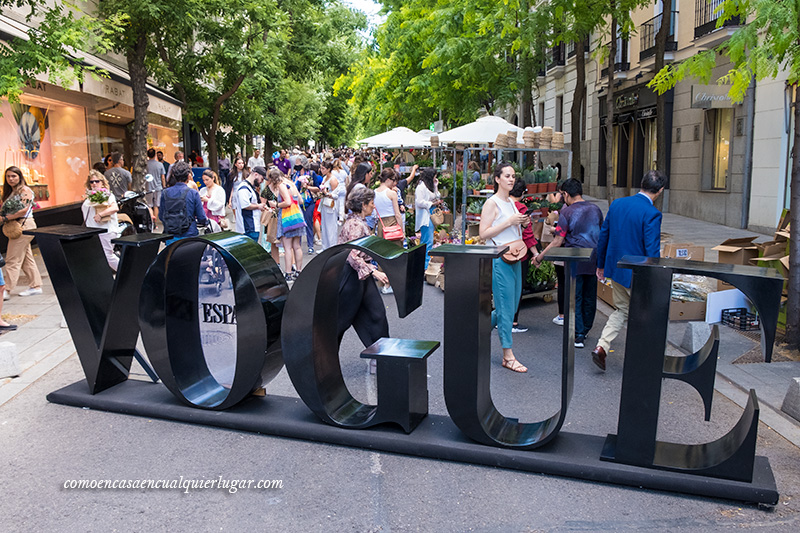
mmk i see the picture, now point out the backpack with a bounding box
[162,187,193,235]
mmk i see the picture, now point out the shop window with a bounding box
[642,118,657,174]
[538,101,545,127]
[555,95,563,132]
[581,87,587,141]
[701,108,733,190]
[1,95,90,208]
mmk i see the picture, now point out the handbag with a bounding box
[501,239,527,264]
[430,206,445,227]
[374,207,404,241]
[2,219,23,239]
[280,187,307,233]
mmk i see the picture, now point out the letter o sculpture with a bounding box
[139,232,288,409]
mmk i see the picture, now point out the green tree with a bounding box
[649,0,800,346]
[154,0,285,174]
[98,0,167,190]
[0,1,117,103]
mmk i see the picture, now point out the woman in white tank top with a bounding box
[479,162,531,373]
[373,168,403,243]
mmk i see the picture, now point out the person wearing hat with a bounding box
[232,165,267,242]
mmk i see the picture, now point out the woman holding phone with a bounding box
[479,162,531,373]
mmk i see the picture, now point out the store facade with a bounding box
[0,73,182,213]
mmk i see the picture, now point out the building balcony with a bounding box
[640,11,678,61]
[600,39,629,78]
[695,0,741,39]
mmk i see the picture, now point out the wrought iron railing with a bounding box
[695,0,741,38]
[640,11,678,60]
[600,38,629,77]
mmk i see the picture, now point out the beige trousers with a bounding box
[597,280,631,352]
[3,217,42,291]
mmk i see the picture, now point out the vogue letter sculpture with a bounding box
[34,226,783,504]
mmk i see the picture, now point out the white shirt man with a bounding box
[247,150,265,170]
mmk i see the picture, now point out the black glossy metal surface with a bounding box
[618,255,784,362]
[602,255,783,481]
[29,226,168,393]
[281,236,428,430]
[361,338,439,433]
[48,379,780,505]
[139,231,288,410]
[430,244,591,449]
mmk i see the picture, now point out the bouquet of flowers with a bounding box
[0,197,25,216]
[86,188,111,222]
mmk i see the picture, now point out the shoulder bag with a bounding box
[280,184,307,233]
[374,206,404,241]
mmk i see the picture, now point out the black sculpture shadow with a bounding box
[429,244,591,449]
[28,225,168,393]
[602,256,784,482]
[139,232,288,410]
[281,236,428,431]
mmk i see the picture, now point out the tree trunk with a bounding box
[787,83,800,347]
[245,134,253,159]
[520,50,534,128]
[126,30,149,192]
[653,2,670,211]
[570,38,586,181]
[264,136,274,160]
[605,16,617,205]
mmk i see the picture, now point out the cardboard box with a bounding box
[712,236,759,264]
[713,236,759,290]
[663,243,705,261]
[597,279,615,308]
[425,262,442,285]
[669,300,707,321]
[750,254,789,295]
[756,240,786,258]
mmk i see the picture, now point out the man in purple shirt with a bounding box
[273,149,291,175]
[534,178,604,350]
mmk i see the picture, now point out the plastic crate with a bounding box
[721,308,760,331]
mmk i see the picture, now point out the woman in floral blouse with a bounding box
[1,166,42,298]
[337,186,389,374]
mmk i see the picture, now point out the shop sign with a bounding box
[83,75,134,106]
[35,229,785,504]
[636,106,657,120]
[691,84,734,109]
[148,95,182,122]
[615,92,638,110]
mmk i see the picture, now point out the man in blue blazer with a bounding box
[591,170,667,371]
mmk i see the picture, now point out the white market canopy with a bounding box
[437,115,522,145]
[357,127,430,148]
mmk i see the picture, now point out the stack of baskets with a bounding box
[523,128,539,148]
[494,133,508,147]
[551,132,564,149]
[430,135,439,148]
[539,126,553,149]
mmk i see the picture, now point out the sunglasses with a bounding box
[89,180,102,184]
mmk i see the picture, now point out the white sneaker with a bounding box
[552,315,564,326]
[380,285,393,295]
[19,287,43,297]
[2,291,8,300]
[511,325,528,333]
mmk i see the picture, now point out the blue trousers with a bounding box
[491,258,522,349]
[420,223,434,269]
[301,201,315,248]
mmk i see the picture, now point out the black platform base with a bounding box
[47,380,779,505]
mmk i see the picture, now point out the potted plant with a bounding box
[522,168,537,194]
